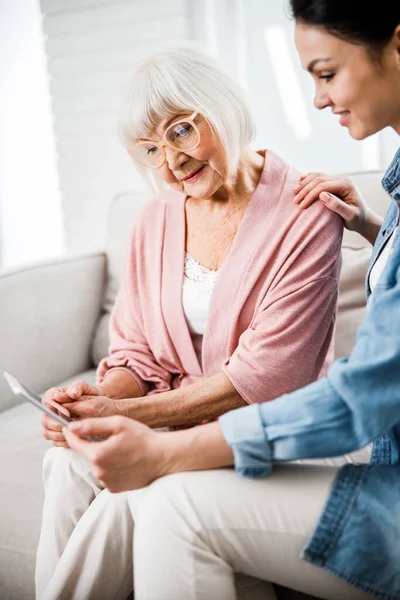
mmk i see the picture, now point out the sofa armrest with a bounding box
[0,252,106,412]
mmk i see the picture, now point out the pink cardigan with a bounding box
[98,151,343,404]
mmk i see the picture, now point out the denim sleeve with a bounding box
[219,258,400,477]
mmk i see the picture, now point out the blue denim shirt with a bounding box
[219,146,400,600]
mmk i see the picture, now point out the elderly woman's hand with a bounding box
[41,381,110,447]
[63,395,120,419]
[64,416,167,492]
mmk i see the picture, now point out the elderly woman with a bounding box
[36,47,342,599]
[65,1,400,599]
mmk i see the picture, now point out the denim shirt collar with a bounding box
[365,145,400,298]
[381,145,400,202]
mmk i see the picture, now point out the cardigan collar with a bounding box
[161,150,288,377]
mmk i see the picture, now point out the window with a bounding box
[193,0,398,174]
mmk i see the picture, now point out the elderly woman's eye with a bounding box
[169,123,193,142]
[146,146,158,155]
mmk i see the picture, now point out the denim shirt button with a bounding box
[382,229,387,236]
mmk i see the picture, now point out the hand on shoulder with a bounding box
[293,172,383,244]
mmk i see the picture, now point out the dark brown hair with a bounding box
[290,0,399,51]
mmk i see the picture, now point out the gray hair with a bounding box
[119,44,256,196]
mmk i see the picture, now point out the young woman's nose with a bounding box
[314,88,332,111]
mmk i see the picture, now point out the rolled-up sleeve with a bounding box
[219,377,348,477]
[96,281,172,395]
[219,403,272,477]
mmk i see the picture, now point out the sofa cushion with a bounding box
[335,171,389,358]
[0,402,48,600]
[0,369,96,600]
[334,246,372,359]
[91,192,148,367]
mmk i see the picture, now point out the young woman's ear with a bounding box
[393,24,400,66]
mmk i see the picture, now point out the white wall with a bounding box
[199,0,399,175]
[31,0,399,260]
[40,0,192,255]
[0,0,64,268]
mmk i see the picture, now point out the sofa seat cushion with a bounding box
[335,245,372,359]
[0,369,96,600]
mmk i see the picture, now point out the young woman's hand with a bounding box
[294,172,369,231]
[64,417,234,493]
[64,416,171,492]
[293,172,383,244]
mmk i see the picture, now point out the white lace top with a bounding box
[182,253,220,364]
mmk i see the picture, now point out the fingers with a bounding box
[42,416,68,445]
[68,416,127,439]
[41,407,65,446]
[293,173,332,206]
[41,412,63,432]
[43,386,74,406]
[43,386,67,405]
[64,429,111,486]
[43,381,97,407]
[64,418,130,480]
[319,192,357,221]
[63,428,95,457]
[65,380,98,400]
[294,177,351,210]
[41,381,98,447]
[43,427,67,443]
[64,426,112,466]
[52,441,70,448]
[65,398,98,418]
[293,172,324,198]
[45,398,70,418]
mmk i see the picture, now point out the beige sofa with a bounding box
[0,172,389,600]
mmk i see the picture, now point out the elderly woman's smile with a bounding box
[180,165,206,183]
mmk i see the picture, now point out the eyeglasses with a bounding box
[129,111,201,168]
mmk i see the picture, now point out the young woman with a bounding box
[66,1,400,599]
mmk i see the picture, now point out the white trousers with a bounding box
[35,447,144,600]
[35,447,372,600]
[35,448,272,600]
[133,467,374,600]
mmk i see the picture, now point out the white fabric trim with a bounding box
[369,226,398,292]
[182,254,219,364]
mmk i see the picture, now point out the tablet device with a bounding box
[3,371,73,428]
